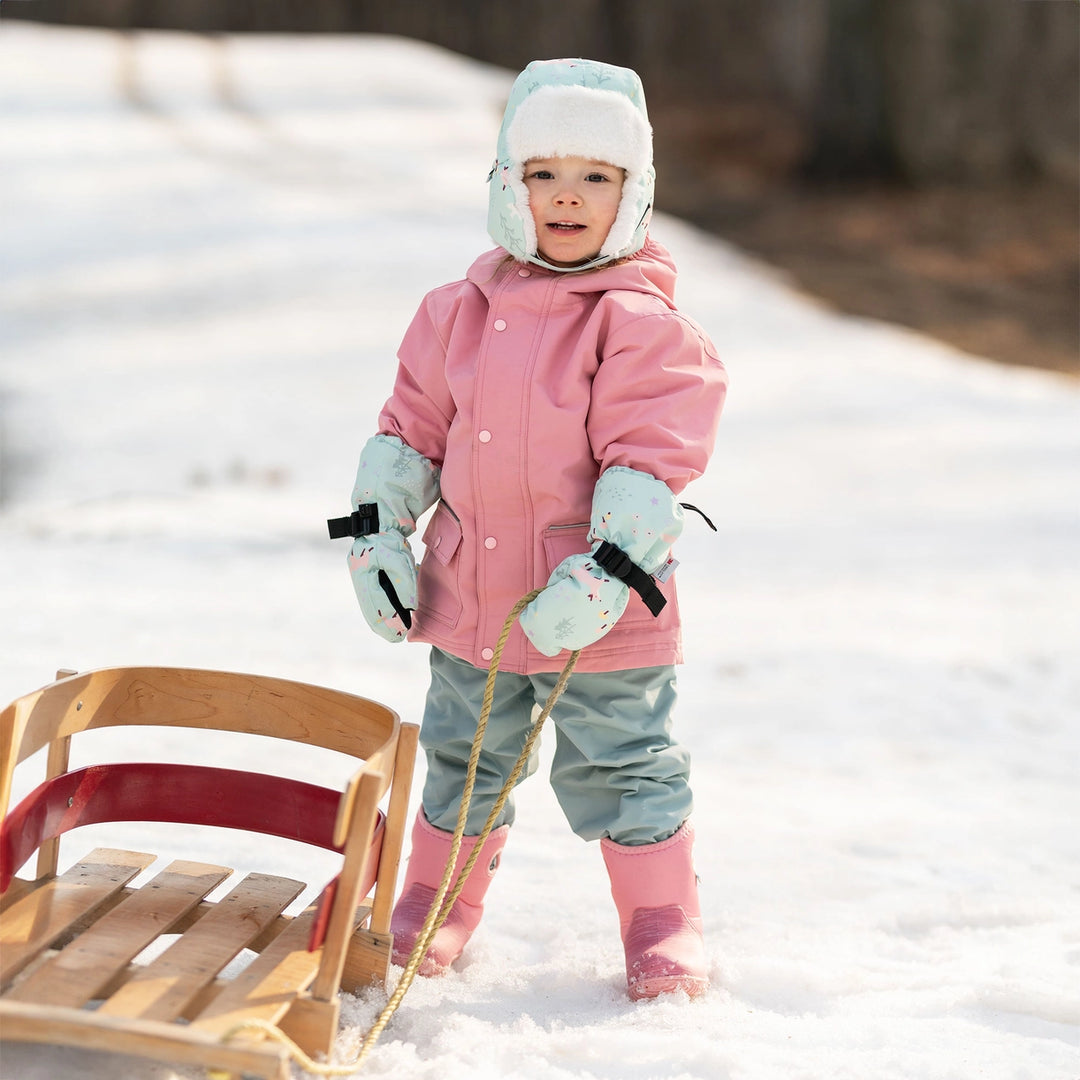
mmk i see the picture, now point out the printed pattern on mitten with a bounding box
[348,530,418,643]
[519,554,629,656]
[351,434,440,536]
[587,466,683,574]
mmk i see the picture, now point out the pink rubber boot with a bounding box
[390,810,509,975]
[601,821,709,1000]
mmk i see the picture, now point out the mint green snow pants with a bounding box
[418,647,693,846]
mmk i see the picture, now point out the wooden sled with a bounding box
[0,666,419,1079]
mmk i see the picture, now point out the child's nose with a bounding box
[554,187,583,206]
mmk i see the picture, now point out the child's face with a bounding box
[523,156,625,267]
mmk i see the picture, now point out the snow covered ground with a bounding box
[1,24,1078,1080]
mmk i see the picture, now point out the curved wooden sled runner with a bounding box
[0,667,419,1079]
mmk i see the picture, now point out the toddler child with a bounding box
[341,57,727,1000]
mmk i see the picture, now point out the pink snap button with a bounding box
[518,269,531,277]
[478,430,492,443]
[484,536,497,549]
[493,319,507,331]
[481,647,494,661]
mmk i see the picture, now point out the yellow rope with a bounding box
[219,590,580,1076]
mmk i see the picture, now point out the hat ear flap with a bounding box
[487,160,535,262]
[600,166,654,259]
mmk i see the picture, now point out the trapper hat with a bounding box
[487,59,654,272]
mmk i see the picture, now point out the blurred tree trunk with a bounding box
[877,0,1079,183]
[802,0,895,179]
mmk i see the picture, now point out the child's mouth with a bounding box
[547,222,586,232]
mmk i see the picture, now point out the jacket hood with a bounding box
[467,237,677,305]
[487,59,654,274]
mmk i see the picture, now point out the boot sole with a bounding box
[628,972,709,1000]
[392,941,450,977]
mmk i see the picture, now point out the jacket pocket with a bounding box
[542,522,590,571]
[417,502,463,628]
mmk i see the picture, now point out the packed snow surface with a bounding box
[1,24,1077,1080]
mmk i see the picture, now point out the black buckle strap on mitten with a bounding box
[593,540,667,617]
[326,503,380,540]
[377,569,413,630]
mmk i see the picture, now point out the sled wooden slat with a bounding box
[0,666,419,1080]
[5,859,232,1008]
[0,875,38,914]
[0,847,154,986]
[191,903,325,1035]
[0,999,293,1080]
[96,871,305,1023]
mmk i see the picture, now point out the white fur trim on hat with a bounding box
[501,83,653,266]
[506,84,652,175]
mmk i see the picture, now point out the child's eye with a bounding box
[530,169,554,180]
[586,173,610,183]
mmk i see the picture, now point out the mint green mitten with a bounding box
[346,435,440,642]
[520,467,684,656]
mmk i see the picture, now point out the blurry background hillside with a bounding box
[6,0,1077,374]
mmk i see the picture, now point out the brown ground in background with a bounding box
[659,157,1078,377]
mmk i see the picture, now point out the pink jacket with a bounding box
[377,238,727,674]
